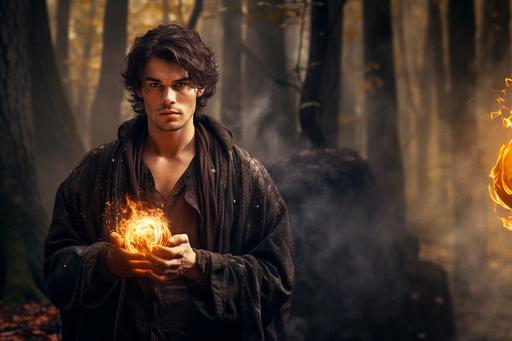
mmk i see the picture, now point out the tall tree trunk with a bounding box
[188,0,204,30]
[162,0,170,25]
[321,0,344,147]
[89,0,129,148]
[482,0,510,79]
[417,0,450,211]
[74,0,99,147]
[299,0,329,147]
[0,0,49,303]
[31,0,85,212]
[56,0,71,84]
[362,0,405,233]
[243,0,295,160]
[221,0,242,138]
[448,0,485,291]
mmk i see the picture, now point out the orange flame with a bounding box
[489,140,512,230]
[489,77,512,229]
[490,77,512,128]
[116,197,171,254]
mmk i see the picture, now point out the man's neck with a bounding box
[145,122,195,159]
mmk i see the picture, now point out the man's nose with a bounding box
[161,86,177,106]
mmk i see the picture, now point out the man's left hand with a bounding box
[145,234,202,282]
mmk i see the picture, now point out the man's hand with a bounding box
[145,234,202,282]
[105,231,160,281]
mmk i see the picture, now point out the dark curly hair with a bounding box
[122,24,219,116]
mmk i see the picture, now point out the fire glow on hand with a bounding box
[117,197,171,254]
[489,78,512,230]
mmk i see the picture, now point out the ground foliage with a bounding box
[0,302,60,340]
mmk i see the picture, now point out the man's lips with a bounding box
[159,110,180,116]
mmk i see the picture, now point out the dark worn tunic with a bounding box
[44,114,293,340]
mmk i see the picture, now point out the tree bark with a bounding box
[221,0,242,138]
[188,0,204,30]
[299,0,329,147]
[447,0,486,291]
[89,0,129,148]
[74,0,99,147]
[321,0,344,147]
[417,0,445,197]
[0,0,49,303]
[243,0,296,159]
[56,0,71,83]
[362,0,405,233]
[482,0,510,77]
[31,0,85,212]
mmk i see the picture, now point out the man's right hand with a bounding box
[105,231,156,279]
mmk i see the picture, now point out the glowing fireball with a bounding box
[117,198,171,253]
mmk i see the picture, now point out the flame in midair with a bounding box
[116,197,171,253]
[489,77,512,230]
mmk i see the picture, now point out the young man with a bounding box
[44,25,293,340]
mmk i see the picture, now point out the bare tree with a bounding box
[74,0,100,146]
[299,0,329,147]
[188,0,204,30]
[89,0,129,147]
[31,0,85,212]
[221,0,242,137]
[56,0,71,83]
[362,0,405,232]
[244,0,295,158]
[447,0,486,291]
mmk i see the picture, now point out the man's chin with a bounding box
[156,123,185,132]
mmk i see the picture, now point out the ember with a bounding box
[116,197,171,253]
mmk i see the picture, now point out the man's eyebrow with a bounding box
[144,76,161,82]
[143,76,191,83]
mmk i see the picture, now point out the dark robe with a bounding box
[44,114,294,340]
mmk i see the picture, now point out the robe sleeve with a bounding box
[44,168,120,310]
[187,159,294,340]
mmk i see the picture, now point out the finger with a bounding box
[127,260,154,270]
[151,262,181,276]
[145,253,181,268]
[130,269,153,278]
[145,270,171,283]
[152,245,184,259]
[168,234,189,246]
[118,248,146,261]
[110,231,125,248]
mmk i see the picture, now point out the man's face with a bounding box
[138,57,203,133]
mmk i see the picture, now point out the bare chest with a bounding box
[144,157,192,199]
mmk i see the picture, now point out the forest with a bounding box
[1,0,511,340]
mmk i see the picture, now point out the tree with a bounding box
[56,0,71,83]
[221,0,242,138]
[188,0,204,30]
[244,0,295,159]
[89,0,129,148]
[300,0,345,148]
[0,0,49,303]
[447,0,486,290]
[321,0,344,147]
[362,0,405,232]
[74,0,100,144]
[482,0,510,81]
[299,0,329,147]
[31,0,85,212]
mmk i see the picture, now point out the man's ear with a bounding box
[197,88,204,97]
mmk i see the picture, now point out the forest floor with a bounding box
[422,235,512,341]
[0,302,60,340]
[2,239,512,340]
